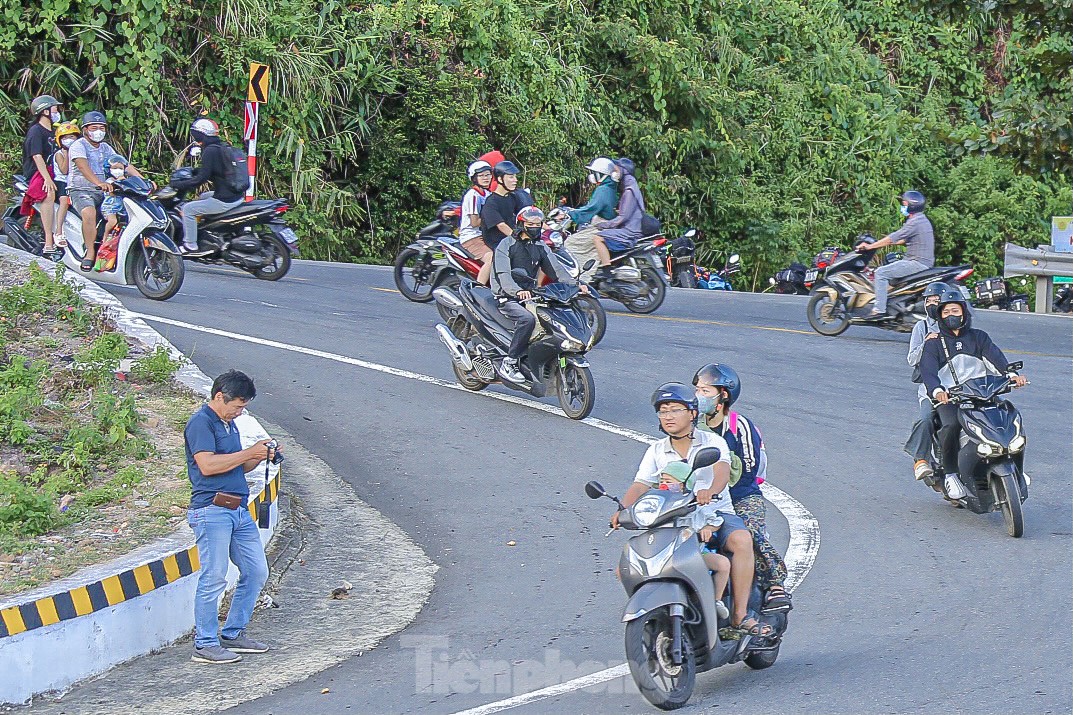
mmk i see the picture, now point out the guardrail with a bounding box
[1003,243,1073,313]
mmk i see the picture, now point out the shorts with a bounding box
[69,189,104,215]
[461,237,491,259]
[703,512,749,552]
[599,234,635,252]
[101,195,125,218]
[54,180,68,198]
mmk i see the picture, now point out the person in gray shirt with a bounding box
[856,190,935,317]
[903,281,949,485]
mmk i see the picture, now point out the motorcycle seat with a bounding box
[211,200,280,221]
[889,265,970,288]
[463,284,519,331]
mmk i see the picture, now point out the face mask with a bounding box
[611,170,621,182]
[925,303,939,320]
[50,110,61,123]
[109,167,125,179]
[942,314,965,330]
[523,226,542,240]
[60,137,75,149]
[88,129,106,143]
[900,205,910,217]
[696,395,717,415]
[587,173,597,185]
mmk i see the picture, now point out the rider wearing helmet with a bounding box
[22,95,63,254]
[693,364,792,614]
[50,121,81,250]
[479,160,524,252]
[856,190,935,320]
[566,157,646,282]
[904,281,950,484]
[612,383,772,638]
[460,160,494,276]
[170,117,246,255]
[67,111,151,271]
[490,206,586,383]
[567,157,620,229]
[919,289,1028,500]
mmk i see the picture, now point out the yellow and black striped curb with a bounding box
[0,471,280,640]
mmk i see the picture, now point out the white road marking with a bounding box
[131,311,820,713]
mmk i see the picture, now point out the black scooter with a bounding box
[155,168,297,281]
[433,276,596,419]
[665,228,698,288]
[590,235,669,314]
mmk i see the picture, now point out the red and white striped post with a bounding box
[243,100,258,202]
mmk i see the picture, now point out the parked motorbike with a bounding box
[1055,284,1073,313]
[3,174,184,300]
[434,277,596,419]
[155,169,296,281]
[695,254,740,291]
[666,229,697,288]
[585,447,788,710]
[393,201,462,301]
[806,235,973,336]
[972,276,1030,312]
[928,367,1030,537]
[769,246,843,295]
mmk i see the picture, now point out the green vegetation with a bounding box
[0,0,1068,284]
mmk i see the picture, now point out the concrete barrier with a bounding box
[1003,242,1073,313]
[0,245,281,705]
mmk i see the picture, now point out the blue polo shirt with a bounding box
[184,404,248,509]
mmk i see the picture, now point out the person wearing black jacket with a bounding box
[172,118,245,254]
[919,289,1027,500]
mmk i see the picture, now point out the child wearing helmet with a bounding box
[693,364,792,614]
[459,160,493,259]
[903,281,950,484]
[51,121,81,249]
[100,154,130,241]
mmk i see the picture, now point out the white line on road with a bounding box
[131,311,820,714]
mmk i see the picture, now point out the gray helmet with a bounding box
[692,363,741,406]
[81,111,107,127]
[30,95,60,116]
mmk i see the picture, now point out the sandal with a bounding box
[762,585,792,614]
[734,616,775,639]
[80,258,94,271]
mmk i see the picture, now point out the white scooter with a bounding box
[4,174,185,300]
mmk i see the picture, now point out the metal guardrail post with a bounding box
[1035,276,1053,313]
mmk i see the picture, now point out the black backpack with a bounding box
[641,213,661,237]
[223,146,250,194]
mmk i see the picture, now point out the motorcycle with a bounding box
[927,367,1030,537]
[695,254,740,291]
[433,276,596,419]
[585,447,788,710]
[1055,284,1073,313]
[3,173,184,300]
[972,276,1030,312]
[665,228,697,288]
[155,168,296,281]
[393,201,462,302]
[806,235,973,336]
[769,246,843,295]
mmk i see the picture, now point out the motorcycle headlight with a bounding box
[633,495,661,527]
[1010,435,1026,452]
[966,423,1002,450]
[977,443,995,457]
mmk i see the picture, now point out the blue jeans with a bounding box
[188,504,269,648]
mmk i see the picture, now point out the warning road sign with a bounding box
[243,101,259,141]
[247,63,270,104]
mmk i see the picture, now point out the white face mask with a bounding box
[50,110,61,123]
[61,136,76,149]
[109,167,126,179]
[87,129,106,143]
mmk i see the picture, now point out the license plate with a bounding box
[805,269,819,282]
[276,227,299,244]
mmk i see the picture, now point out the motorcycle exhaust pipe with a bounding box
[435,323,473,371]
[433,287,464,310]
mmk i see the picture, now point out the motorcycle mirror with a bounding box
[1006,361,1023,371]
[690,447,723,471]
[582,259,598,271]
[729,254,740,264]
[585,481,607,500]
[685,228,697,238]
[768,277,776,285]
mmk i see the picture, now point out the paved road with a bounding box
[104,262,1072,714]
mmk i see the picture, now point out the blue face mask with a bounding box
[696,394,719,416]
[900,205,910,217]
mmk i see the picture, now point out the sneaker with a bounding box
[181,243,211,257]
[914,460,934,481]
[714,600,730,620]
[944,474,968,500]
[498,358,525,384]
[220,632,270,653]
[191,645,242,664]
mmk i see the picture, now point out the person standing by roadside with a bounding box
[185,370,279,664]
[21,95,62,256]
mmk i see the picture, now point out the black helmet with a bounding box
[692,363,741,406]
[651,382,698,412]
[899,190,926,213]
[493,160,520,180]
[937,288,971,333]
[81,111,107,127]
[923,281,950,320]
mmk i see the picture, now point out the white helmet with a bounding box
[586,156,617,181]
[467,160,492,182]
[191,118,220,137]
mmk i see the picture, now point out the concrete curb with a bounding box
[0,245,280,705]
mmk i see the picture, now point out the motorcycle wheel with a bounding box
[807,288,851,336]
[625,610,696,711]
[251,233,291,281]
[575,294,607,347]
[451,360,488,392]
[744,643,781,670]
[624,267,667,314]
[393,247,436,303]
[556,363,595,420]
[131,246,185,301]
[993,473,1024,538]
[675,266,696,289]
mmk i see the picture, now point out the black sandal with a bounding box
[80,258,94,271]
[762,585,792,613]
[734,616,775,639]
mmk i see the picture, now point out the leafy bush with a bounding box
[0,473,55,536]
[73,332,130,387]
[131,345,183,384]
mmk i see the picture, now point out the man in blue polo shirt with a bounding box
[185,370,280,664]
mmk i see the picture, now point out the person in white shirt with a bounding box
[459,160,494,284]
[611,382,774,638]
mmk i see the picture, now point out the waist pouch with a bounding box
[212,492,245,510]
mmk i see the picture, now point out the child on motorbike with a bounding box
[460,160,493,271]
[101,154,129,240]
[51,121,80,250]
[659,460,732,620]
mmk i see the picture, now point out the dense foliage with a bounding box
[0,0,1069,284]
